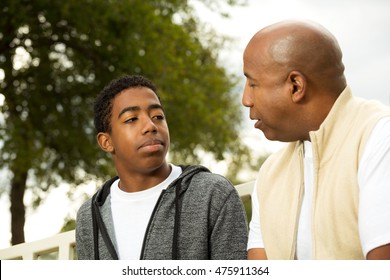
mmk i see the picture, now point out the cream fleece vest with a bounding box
[256,87,390,259]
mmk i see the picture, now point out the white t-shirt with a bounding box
[110,164,182,260]
[247,116,390,259]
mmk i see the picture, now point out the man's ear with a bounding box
[97,132,114,153]
[288,71,306,103]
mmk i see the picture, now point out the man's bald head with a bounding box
[245,20,346,94]
[242,20,349,141]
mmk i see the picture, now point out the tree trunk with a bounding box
[10,168,28,245]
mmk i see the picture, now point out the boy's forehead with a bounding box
[118,87,159,101]
[112,87,161,110]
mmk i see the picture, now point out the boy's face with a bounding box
[98,86,170,175]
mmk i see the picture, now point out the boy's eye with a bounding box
[125,117,137,123]
[153,115,165,120]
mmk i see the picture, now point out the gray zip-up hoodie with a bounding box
[76,165,248,260]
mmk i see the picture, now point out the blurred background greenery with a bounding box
[0,0,268,247]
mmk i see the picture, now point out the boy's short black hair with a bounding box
[94,75,161,133]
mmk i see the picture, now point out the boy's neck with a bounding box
[117,162,172,193]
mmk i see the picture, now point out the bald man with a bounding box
[243,20,390,260]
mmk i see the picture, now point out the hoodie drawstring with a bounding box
[92,193,118,260]
[91,193,99,259]
[91,166,203,260]
[172,178,182,260]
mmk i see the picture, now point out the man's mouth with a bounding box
[254,119,263,129]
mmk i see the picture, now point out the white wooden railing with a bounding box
[0,181,254,260]
[235,181,254,198]
[0,230,76,260]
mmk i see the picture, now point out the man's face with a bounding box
[102,87,170,175]
[242,40,298,142]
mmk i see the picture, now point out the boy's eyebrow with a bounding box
[118,104,164,118]
[149,104,164,111]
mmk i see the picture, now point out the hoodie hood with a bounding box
[91,164,211,260]
[94,164,210,206]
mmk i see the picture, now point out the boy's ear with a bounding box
[288,71,306,103]
[97,132,114,153]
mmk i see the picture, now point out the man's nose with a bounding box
[242,83,253,107]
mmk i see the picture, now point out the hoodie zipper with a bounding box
[139,189,166,259]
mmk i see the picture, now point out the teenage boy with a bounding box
[76,75,248,260]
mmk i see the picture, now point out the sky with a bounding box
[197,0,390,105]
[1,0,390,249]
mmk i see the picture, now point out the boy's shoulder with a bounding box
[76,197,93,220]
[184,167,235,196]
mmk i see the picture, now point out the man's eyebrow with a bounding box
[243,72,254,79]
[117,104,164,118]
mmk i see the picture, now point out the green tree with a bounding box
[0,0,247,245]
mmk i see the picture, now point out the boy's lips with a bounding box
[138,139,165,151]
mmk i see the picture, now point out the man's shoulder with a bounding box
[262,142,300,168]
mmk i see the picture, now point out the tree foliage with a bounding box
[0,0,247,245]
